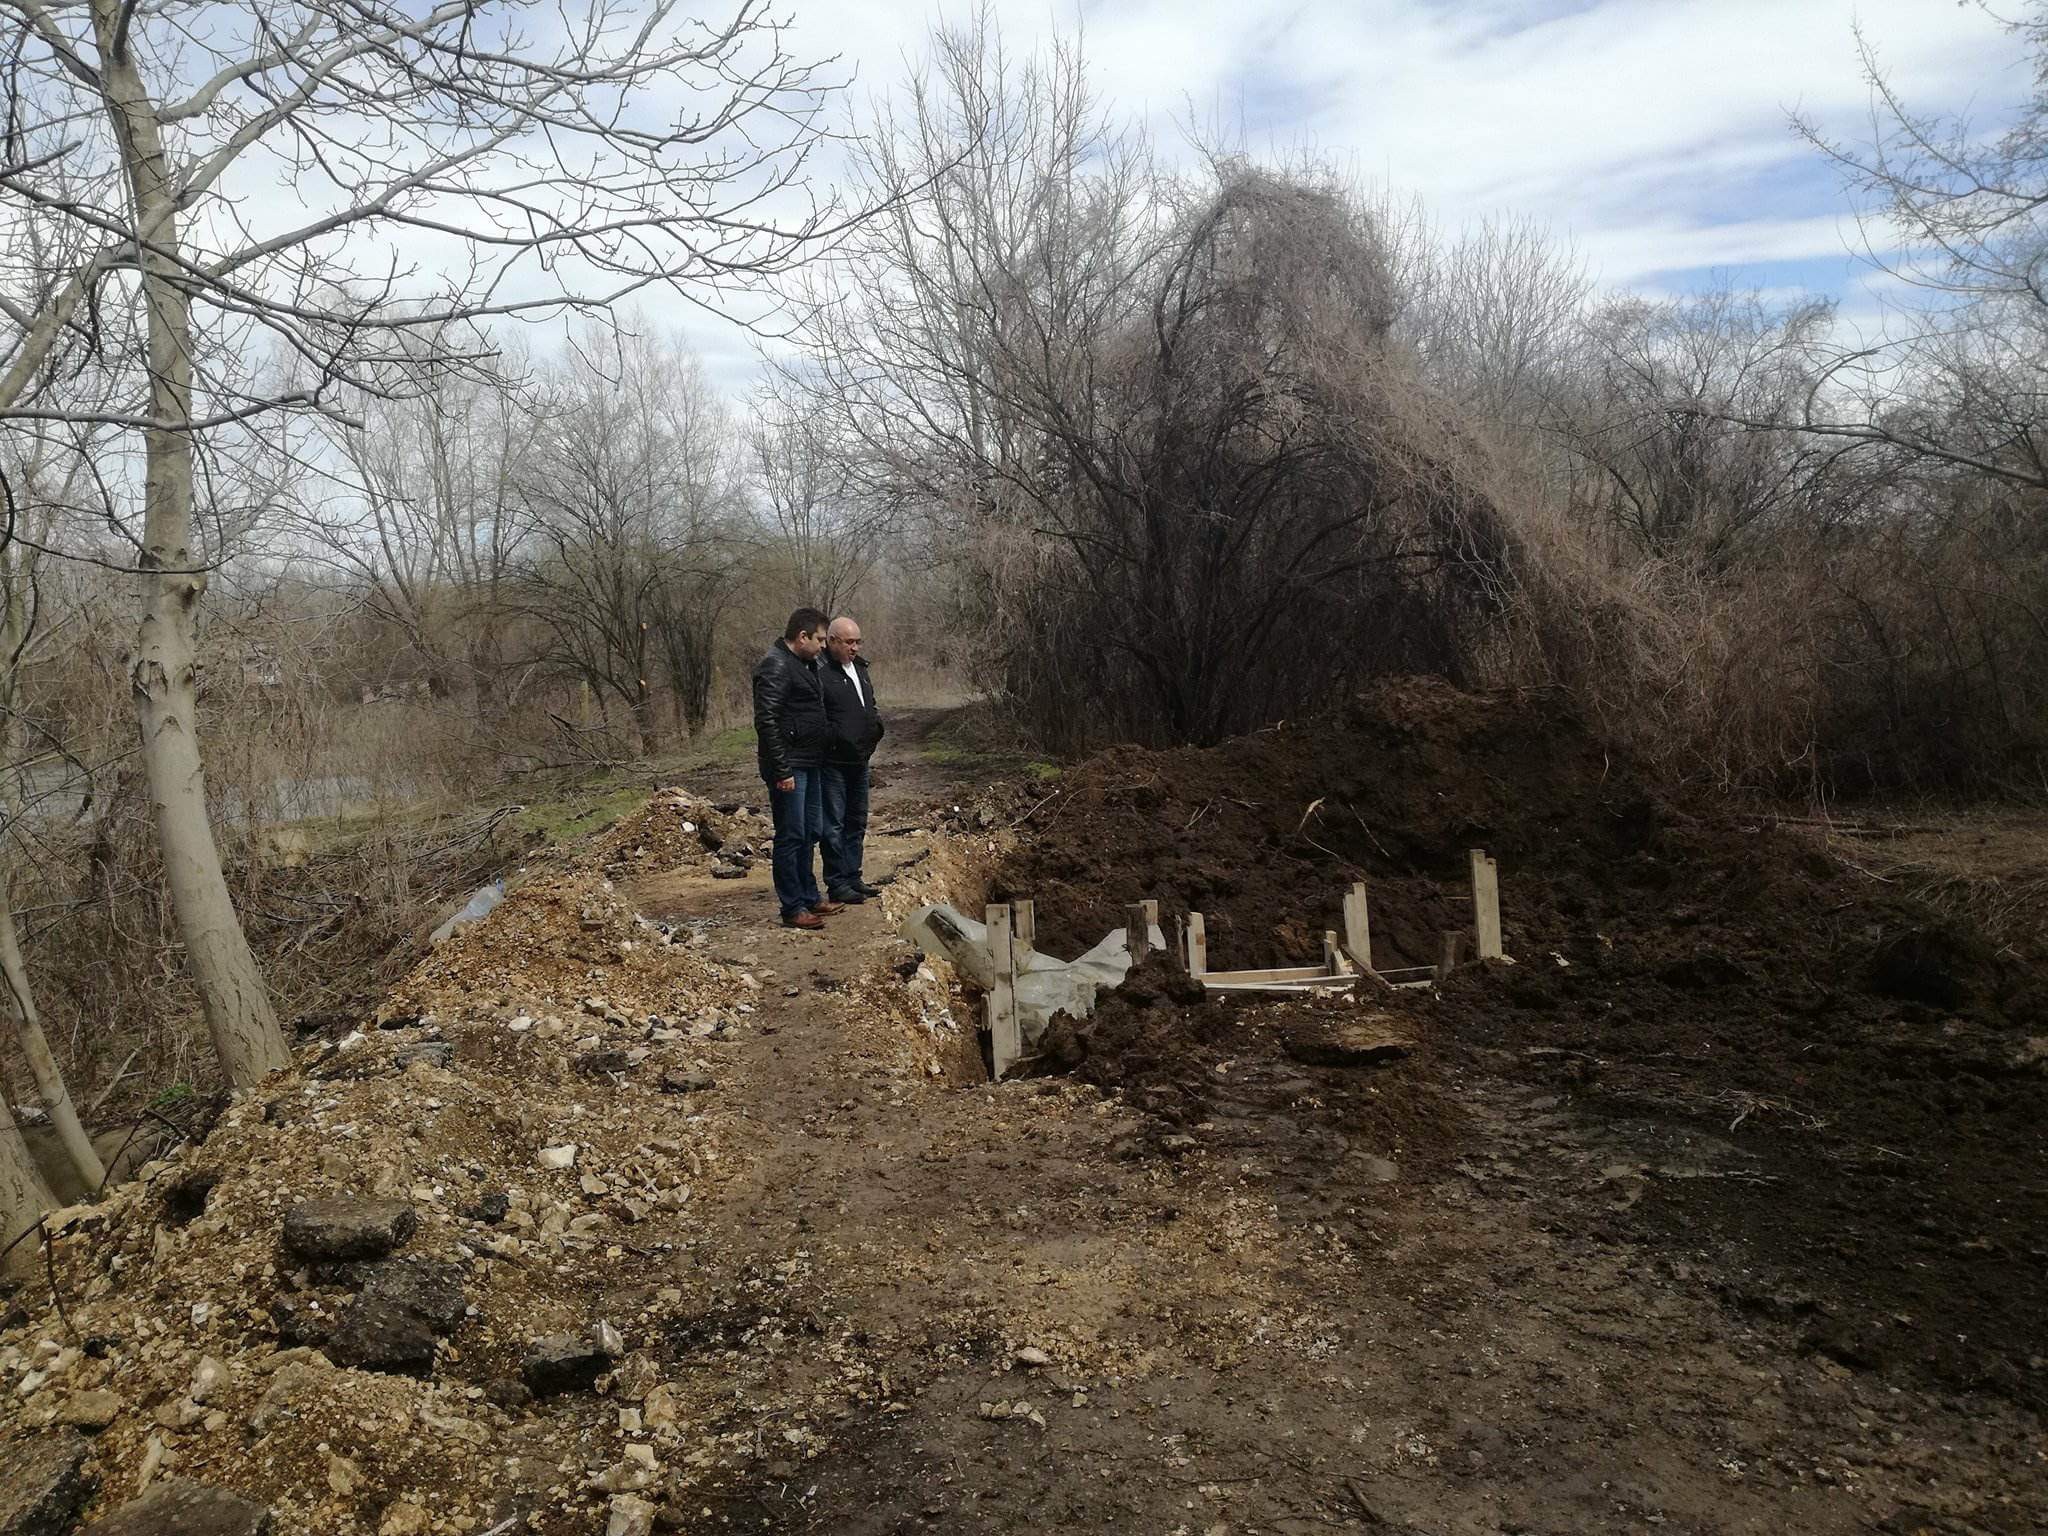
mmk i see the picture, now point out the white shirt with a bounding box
[838,659,865,706]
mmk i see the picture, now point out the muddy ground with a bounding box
[994,679,2048,1414]
[2,691,2043,1535]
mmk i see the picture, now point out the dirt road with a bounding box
[5,702,2040,1535]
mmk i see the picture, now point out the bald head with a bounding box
[826,617,863,666]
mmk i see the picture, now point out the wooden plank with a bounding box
[1012,898,1035,952]
[1125,902,1152,966]
[1186,911,1208,976]
[1202,978,1358,995]
[1343,882,1372,973]
[1200,965,1330,984]
[1324,930,1349,976]
[1469,849,1503,961]
[1210,973,1355,990]
[985,904,1020,1078]
[1437,930,1466,980]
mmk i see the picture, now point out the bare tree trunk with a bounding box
[0,876,102,1191]
[631,681,660,758]
[96,0,288,1087]
[0,1087,55,1280]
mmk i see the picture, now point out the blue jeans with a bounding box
[821,761,871,897]
[768,769,823,918]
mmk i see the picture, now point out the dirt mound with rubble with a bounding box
[0,797,885,1535]
[994,678,2048,1407]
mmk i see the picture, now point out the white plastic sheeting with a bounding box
[429,879,506,945]
[900,903,1166,1062]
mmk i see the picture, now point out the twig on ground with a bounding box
[41,1218,75,1338]
[85,1048,140,1116]
[1347,803,1389,857]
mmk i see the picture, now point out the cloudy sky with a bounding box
[678,0,2016,383]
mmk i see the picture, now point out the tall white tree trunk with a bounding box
[95,0,288,1087]
[0,1088,55,1281]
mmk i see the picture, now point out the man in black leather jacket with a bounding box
[819,616,885,903]
[751,608,838,930]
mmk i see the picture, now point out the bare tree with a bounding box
[512,326,746,752]
[309,364,535,713]
[1558,288,1873,569]
[0,0,841,1083]
[0,439,102,1192]
[748,402,885,615]
[770,9,1154,545]
[1761,9,2048,488]
[0,1082,54,1277]
[776,16,1515,748]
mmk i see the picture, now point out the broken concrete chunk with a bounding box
[324,1264,466,1376]
[78,1480,271,1536]
[325,1295,439,1375]
[365,1261,469,1332]
[282,1199,418,1263]
[1279,1021,1415,1069]
[537,1144,578,1170]
[0,1430,97,1536]
[188,1355,229,1405]
[521,1322,623,1397]
[464,1190,511,1225]
[55,1388,124,1430]
[606,1495,656,1536]
[391,1042,455,1071]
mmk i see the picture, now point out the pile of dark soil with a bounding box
[1038,958,1458,1171]
[994,679,2048,1406]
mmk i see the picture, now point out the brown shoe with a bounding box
[782,911,826,930]
[808,900,845,916]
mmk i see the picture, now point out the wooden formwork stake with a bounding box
[1468,849,1503,961]
[1185,911,1208,976]
[1126,902,1153,966]
[1011,898,1036,960]
[1324,930,1347,976]
[1437,930,1466,980]
[1343,882,1373,974]
[985,903,1020,1078]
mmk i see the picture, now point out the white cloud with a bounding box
[776,0,2015,297]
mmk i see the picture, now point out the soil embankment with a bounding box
[991,677,2048,1409]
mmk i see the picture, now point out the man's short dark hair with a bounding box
[785,607,828,641]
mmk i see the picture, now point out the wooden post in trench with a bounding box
[1343,881,1373,976]
[1468,849,1504,961]
[1125,902,1153,966]
[985,903,1021,1079]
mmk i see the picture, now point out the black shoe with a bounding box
[827,888,868,905]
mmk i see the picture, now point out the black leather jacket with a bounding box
[820,654,884,765]
[751,639,827,782]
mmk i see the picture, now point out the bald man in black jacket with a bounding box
[819,615,885,902]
